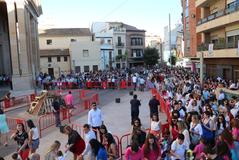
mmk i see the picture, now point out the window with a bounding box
[132,49,143,57]
[57,56,61,62]
[235,35,239,48]
[48,57,52,62]
[46,39,52,45]
[83,50,89,57]
[227,36,234,48]
[131,38,143,45]
[71,39,76,42]
[118,36,121,43]
[75,66,81,73]
[84,66,90,72]
[136,50,143,57]
[64,56,67,62]
[93,65,98,72]
[118,49,122,56]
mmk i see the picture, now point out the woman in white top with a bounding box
[190,115,202,145]
[177,121,190,149]
[187,100,199,113]
[27,119,39,154]
[150,114,161,139]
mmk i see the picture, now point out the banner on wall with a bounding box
[208,43,214,56]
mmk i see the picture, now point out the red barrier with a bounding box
[83,99,90,109]
[4,99,11,109]
[93,81,101,89]
[80,89,86,98]
[6,117,27,131]
[86,81,92,89]
[120,80,127,89]
[2,94,31,110]
[161,123,170,137]
[151,88,157,95]
[152,89,172,124]
[127,81,132,87]
[38,109,70,138]
[102,81,107,89]
[68,82,73,89]
[119,133,131,157]
[62,82,67,89]
[30,94,35,102]
[113,135,120,158]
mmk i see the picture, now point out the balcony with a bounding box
[196,0,211,7]
[197,3,239,33]
[197,48,238,58]
[197,41,239,58]
[115,42,125,47]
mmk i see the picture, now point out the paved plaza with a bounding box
[3,89,166,159]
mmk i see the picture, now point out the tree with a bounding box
[168,55,177,66]
[143,47,159,66]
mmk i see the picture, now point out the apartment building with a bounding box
[196,0,239,80]
[92,22,146,69]
[39,28,93,77]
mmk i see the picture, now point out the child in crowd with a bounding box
[150,114,161,139]
[193,138,206,160]
[57,151,66,160]
[11,153,22,160]
[160,128,172,159]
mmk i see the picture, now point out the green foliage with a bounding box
[168,55,177,65]
[143,47,159,66]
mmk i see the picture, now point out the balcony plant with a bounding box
[214,38,225,50]
[197,43,208,51]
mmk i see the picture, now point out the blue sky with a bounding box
[39,0,182,38]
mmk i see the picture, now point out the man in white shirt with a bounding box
[88,102,103,140]
[230,97,239,118]
[80,124,96,160]
[170,134,188,160]
[132,75,137,91]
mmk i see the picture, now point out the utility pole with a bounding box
[169,14,172,67]
[200,52,204,86]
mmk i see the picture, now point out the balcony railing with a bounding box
[197,41,238,51]
[197,2,239,26]
[116,43,124,47]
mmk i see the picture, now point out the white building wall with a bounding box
[70,41,101,72]
[39,36,92,49]
[40,56,71,77]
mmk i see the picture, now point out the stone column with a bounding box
[7,1,34,91]
[6,1,20,76]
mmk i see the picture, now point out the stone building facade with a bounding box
[0,0,42,91]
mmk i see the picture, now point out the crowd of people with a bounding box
[1,65,239,160]
[36,69,148,91]
[0,74,11,86]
